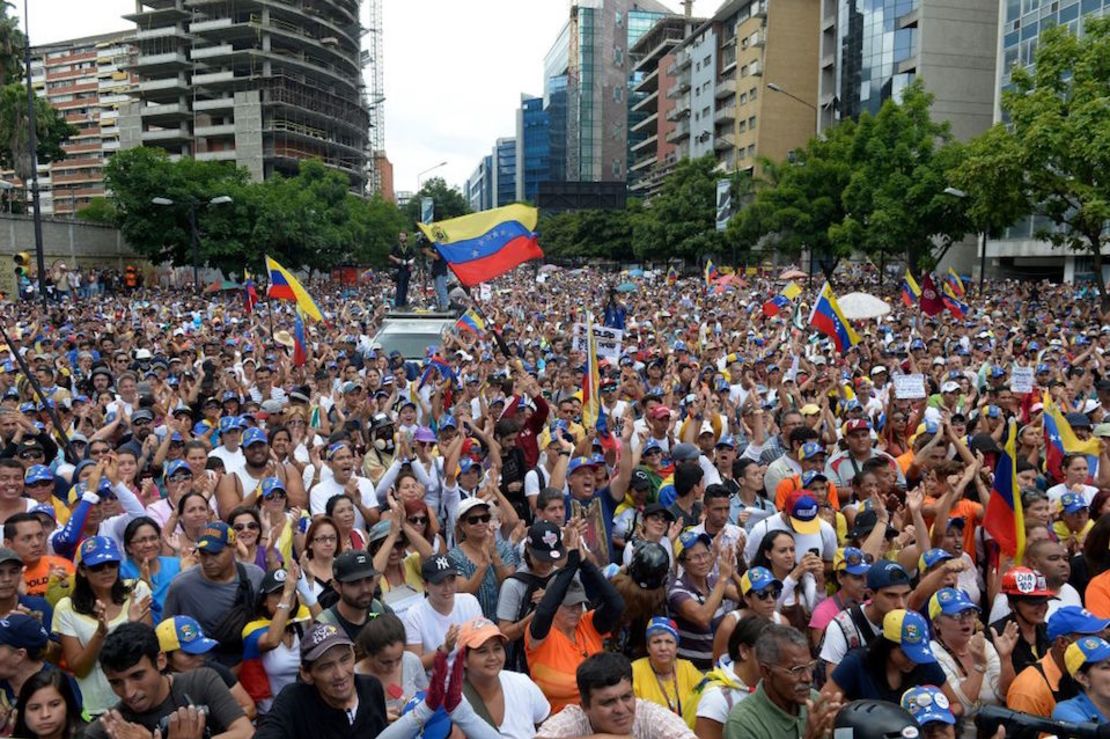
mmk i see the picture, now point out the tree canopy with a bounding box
[403,176,470,225]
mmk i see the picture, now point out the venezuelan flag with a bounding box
[704,259,718,290]
[417,204,542,287]
[265,256,323,322]
[666,265,679,285]
[901,270,922,308]
[942,292,969,318]
[808,282,859,354]
[242,269,258,314]
[292,309,307,367]
[762,281,802,317]
[455,308,485,335]
[984,419,1025,562]
[946,267,966,297]
[1043,393,1100,482]
[582,312,601,430]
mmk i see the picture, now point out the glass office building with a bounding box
[493,137,517,207]
[516,95,551,203]
[834,0,919,122]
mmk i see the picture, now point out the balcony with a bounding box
[140,102,189,124]
[631,134,658,154]
[631,111,658,134]
[141,127,191,144]
[715,79,736,99]
[195,123,236,137]
[631,90,658,113]
[138,77,188,99]
[192,70,238,86]
[714,107,736,125]
[195,150,237,161]
[666,120,690,143]
[134,52,190,73]
[194,96,235,111]
[666,78,691,99]
[714,133,736,151]
[665,101,690,122]
[191,44,235,61]
[634,67,659,94]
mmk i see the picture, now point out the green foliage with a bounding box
[403,177,470,225]
[958,16,1110,300]
[75,196,117,224]
[632,155,730,261]
[537,208,634,261]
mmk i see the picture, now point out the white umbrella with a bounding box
[837,292,891,320]
[538,264,560,275]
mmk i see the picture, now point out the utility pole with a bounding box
[23,0,48,313]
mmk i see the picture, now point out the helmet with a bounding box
[833,700,920,739]
[628,542,669,590]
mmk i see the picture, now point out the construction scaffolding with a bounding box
[364,0,384,195]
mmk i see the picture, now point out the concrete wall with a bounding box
[234,91,265,182]
[757,0,821,166]
[0,216,143,298]
[920,0,999,142]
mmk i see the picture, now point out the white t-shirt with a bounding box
[403,594,483,655]
[818,606,881,666]
[209,445,245,477]
[496,670,551,738]
[260,631,302,712]
[309,477,378,531]
[697,680,753,724]
[1046,483,1099,507]
[743,514,837,565]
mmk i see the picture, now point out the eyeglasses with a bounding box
[86,561,120,573]
[769,660,817,678]
[233,522,260,532]
[945,610,979,623]
[407,516,428,525]
[167,474,193,484]
[132,418,152,426]
[313,535,338,544]
[466,514,492,525]
[753,587,783,601]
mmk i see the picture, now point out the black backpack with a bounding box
[206,564,255,662]
[505,571,553,675]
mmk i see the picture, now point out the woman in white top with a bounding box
[355,612,429,720]
[711,566,787,664]
[928,587,1019,739]
[1046,453,1100,507]
[455,616,550,738]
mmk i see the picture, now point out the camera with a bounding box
[975,705,1107,739]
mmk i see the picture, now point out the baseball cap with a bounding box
[801,470,828,489]
[1066,412,1093,429]
[798,441,825,460]
[642,502,676,523]
[918,548,954,572]
[1065,636,1110,678]
[630,469,653,491]
[261,477,286,499]
[901,685,955,726]
[834,547,871,576]
[23,465,52,485]
[164,459,191,480]
[1047,606,1110,640]
[845,419,871,434]
[332,550,378,583]
[457,497,492,520]
[928,588,980,620]
[940,381,960,394]
[1093,423,1110,439]
[413,426,436,444]
[1001,567,1055,598]
[562,579,589,607]
[242,427,268,447]
[671,443,701,461]
[867,560,911,591]
[131,409,155,423]
[458,617,506,650]
[218,415,243,432]
[883,609,936,664]
[0,548,22,568]
[645,616,679,641]
[675,530,712,560]
[156,616,219,655]
[0,614,49,651]
[786,490,820,535]
[526,521,566,561]
[567,457,600,476]
[78,536,123,567]
[740,566,782,596]
[301,622,353,663]
[196,522,235,554]
[1059,492,1088,515]
[421,555,460,584]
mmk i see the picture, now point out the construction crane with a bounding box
[365,0,385,195]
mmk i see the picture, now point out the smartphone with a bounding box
[808,548,820,558]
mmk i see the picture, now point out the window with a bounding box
[615,10,623,27]
[704,55,711,66]
[613,47,623,64]
[740,92,748,104]
[748,116,756,129]
[703,106,711,117]
[750,87,758,99]
[741,64,748,77]
[738,120,746,132]
[613,85,622,102]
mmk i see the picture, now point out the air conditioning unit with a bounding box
[750,61,762,76]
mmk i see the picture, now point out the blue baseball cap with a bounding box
[17,402,34,414]
[23,465,52,485]
[218,416,243,432]
[901,685,955,726]
[715,435,736,449]
[990,366,1007,378]
[740,566,782,595]
[928,588,980,620]
[164,459,192,479]
[919,548,954,572]
[0,613,50,651]
[1047,606,1110,641]
[910,339,925,350]
[78,536,122,567]
[457,457,478,476]
[196,522,235,553]
[1059,492,1088,515]
[1065,636,1110,677]
[567,456,600,476]
[867,560,911,591]
[156,615,219,655]
[834,547,871,576]
[883,609,936,664]
[221,391,239,402]
[801,470,828,488]
[676,530,713,560]
[799,441,826,460]
[642,439,662,454]
[261,477,287,499]
[242,427,268,447]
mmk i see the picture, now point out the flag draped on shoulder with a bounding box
[455,308,486,335]
[1043,392,1101,482]
[762,281,801,318]
[984,418,1025,562]
[265,256,323,322]
[808,282,859,353]
[901,270,921,308]
[416,204,542,287]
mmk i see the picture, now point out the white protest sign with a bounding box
[572,323,624,361]
[478,284,492,301]
[893,373,927,399]
[1011,366,1034,394]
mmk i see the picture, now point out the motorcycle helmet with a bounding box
[833,700,920,739]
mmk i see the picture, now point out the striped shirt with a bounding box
[667,572,734,671]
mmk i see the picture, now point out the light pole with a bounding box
[23,0,48,312]
[767,82,818,112]
[152,195,233,293]
[417,161,447,190]
[943,187,986,294]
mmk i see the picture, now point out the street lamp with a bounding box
[152,195,233,292]
[417,161,447,190]
[767,82,818,112]
[942,187,986,294]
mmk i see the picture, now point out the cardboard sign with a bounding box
[478,284,492,301]
[1011,366,1035,394]
[893,373,927,399]
[572,323,624,360]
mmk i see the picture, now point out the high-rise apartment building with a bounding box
[20,32,138,217]
[120,0,370,191]
[465,155,493,213]
[515,95,551,203]
[817,0,997,142]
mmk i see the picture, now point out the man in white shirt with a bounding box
[403,555,483,670]
[744,488,837,566]
[309,441,379,531]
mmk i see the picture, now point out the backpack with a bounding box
[206,564,256,662]
[504,571,552,675]
[815,605,874,689]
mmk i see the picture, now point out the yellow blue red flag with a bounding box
[808,282,859,353]
[417,204,542,287]
[901,270,922,307]
[984,419,1025,562]
[265,256,323,322]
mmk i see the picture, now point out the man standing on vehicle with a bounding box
[389,231,415,309]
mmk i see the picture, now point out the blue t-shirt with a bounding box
[12,595,53,636]
[1053,692,1107,724]
[832,647,948,704]
[119,556,182,625]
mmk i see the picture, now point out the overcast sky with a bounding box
[28,0,688,195]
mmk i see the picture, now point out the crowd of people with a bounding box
[0,261,1105,739]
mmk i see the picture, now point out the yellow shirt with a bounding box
[1054,519,1093,550]
[631,656,704,718]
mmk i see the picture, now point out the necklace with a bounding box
[652,666,682,717]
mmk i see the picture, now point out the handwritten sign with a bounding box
[478,284,492,301]
[1011,366,1034,394]
[572,323,624,361]
[893,373,927,400]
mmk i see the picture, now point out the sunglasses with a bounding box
[26,479,52,487]
[407,516,428,525]
[262,490,287,500]
[167,473,193,483]
[466,514,492,525]
[17,451,43,459]
[753,587,783,601]
[86,561,120,573]
[233,522,260,532]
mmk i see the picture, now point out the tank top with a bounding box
[234,467,264,501]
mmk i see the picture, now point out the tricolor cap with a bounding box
[675,530,712,560]
[798,441,825,460]
[928,588,980,621]
[1059,492,1088,515]
[23,465,52,485]
[785,489,820,535]
[1000,566,1055,598]
[1047,605,1110,640]
[567,456,600,476]
[645,616,679,642]
[882,609,936,664]
[834,547,870,576]
[156,616,219,655]
[196,521,235,553]
[740,566,782,595]
[845,418,871,434]
[801,470,828,489]
[918,548,954,573]
[1065,636,1110,678]
[901,685,955,726]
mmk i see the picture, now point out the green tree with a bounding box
[537,208,634,262]
[958,17,1110,304]
[632,155,732,262]
[402,176,470,225]
[74,196,116,224]
[350,194,406,267]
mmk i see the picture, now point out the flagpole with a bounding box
[266,293,275,341]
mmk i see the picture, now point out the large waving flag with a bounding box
[762,281,802,318]
[265,256,323,322]
[243,269,259,314]
[808,282,859,353]
[901,270,921,308]
[1043,393,1101,483]
[984,418,1025,562]
[941,283,969,318]
[704,259,718,291]
[417,204,542,287]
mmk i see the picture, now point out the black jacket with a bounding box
[255,675,388,739]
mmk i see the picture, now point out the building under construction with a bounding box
[119,0,370,192]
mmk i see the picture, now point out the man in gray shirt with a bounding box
[163,522,263,667]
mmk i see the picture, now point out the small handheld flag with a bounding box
[704,259,718,290]
[1043,393,1101,483]
[265,256,323,322]
[808,282,859,353]
[984,419,1025,562]
[292,310,307,367]
[946,267,966,297]
[762,281,802,318]
[666,265,678,286]
[243,270,259,314]
[455,308,485,335]
[901,271,921,308]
